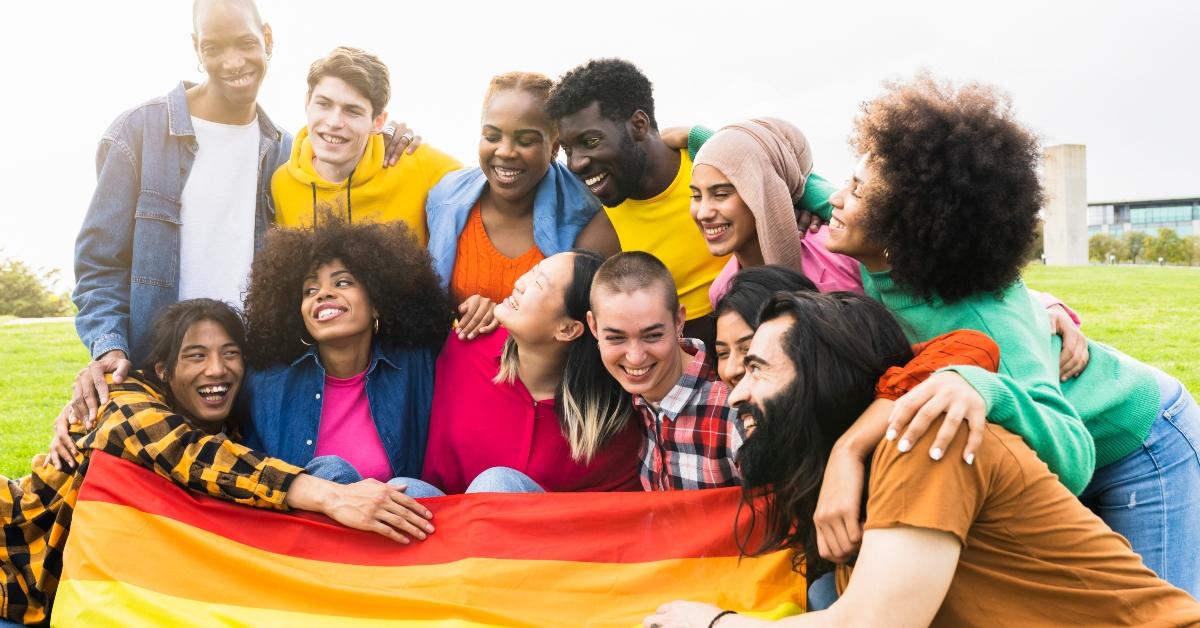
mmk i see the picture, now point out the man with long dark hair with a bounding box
[646,291,1200,627]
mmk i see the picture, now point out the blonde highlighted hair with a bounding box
[493,250,631,463]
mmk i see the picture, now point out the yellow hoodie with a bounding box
[271,127,461,244]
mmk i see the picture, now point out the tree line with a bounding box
[0,252,75,318]
[1089,228,1200,265]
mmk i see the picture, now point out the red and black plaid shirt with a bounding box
[633,339,744,491]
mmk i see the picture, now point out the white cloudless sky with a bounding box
[1,0,1197,289]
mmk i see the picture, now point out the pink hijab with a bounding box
[693,118,812,270]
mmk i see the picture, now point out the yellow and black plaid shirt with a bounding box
[0,374,302,624]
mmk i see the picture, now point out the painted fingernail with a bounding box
[885,428,897,441]
[897,439,912,453]
[965,453,975,465]
[930,447,943,461]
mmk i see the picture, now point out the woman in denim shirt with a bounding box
[239,214,451,488]
[425,72,621,342]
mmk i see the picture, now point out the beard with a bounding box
[609,127,649,205]
[736,391,810,492]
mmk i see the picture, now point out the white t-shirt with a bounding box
[178,116,260,306]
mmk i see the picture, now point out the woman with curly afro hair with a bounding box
[817,74,1200,596]
[239,213,456,511]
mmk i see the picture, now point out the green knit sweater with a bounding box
[863,269,1098,493]
[866,270,1162,486]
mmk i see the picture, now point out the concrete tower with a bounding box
[1042,144,1089,265]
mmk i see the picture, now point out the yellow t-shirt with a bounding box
[604,150,729,319]
[271,127,461,244]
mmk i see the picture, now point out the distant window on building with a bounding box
[1131,205,1193,224]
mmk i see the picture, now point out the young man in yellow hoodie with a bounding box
[272,47,461,244]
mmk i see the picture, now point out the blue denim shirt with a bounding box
[240,343,435,479]
[73,82,292,363]
[425,161,601,289]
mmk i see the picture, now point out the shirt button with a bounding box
[306,439,313,446]
[315,393,321,400]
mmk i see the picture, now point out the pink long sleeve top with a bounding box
[421,329,643,494]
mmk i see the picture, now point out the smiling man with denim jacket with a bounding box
[73,0,287,378]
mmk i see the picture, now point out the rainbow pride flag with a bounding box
[54,452,804,626]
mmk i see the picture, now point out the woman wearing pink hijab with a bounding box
[689,118,863,308]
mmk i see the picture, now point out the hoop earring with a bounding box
[300,334,313,347]
[373,317,380,335]
[883,248,892,261]
[197,62,206,74]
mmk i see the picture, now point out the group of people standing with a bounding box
[1,0,1198,625]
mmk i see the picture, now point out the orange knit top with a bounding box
[449,204,545,304]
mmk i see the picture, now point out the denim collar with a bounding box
[166,81,284,142]
[288,341,400,374]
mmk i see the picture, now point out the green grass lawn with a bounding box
[0,321,89,477]
[0,265,1197,478]
[1022,265,1199,391]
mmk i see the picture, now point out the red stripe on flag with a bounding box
[78,452,763,566]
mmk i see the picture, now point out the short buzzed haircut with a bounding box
[307,47,391,118]
[545,58,658,129]
[591,251,679,313]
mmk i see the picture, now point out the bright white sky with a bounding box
[2,0,1197,290]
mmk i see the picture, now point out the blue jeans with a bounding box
[1080,370,1200,597]
[304,455,364,484]
[391,467,545,497]
[307,458,544,497]
[806,571,838,611]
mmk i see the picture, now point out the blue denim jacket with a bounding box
[425,161,601,289]
[240,343,435,479]
[73,82,292,363]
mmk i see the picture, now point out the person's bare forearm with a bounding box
[284,473,329,513]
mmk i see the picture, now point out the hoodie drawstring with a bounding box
[310,174,354,226]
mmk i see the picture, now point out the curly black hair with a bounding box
[854,73,1044,303]
[243,213,452,368]
[545,58,658,128]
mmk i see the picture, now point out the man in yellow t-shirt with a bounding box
[271,47,459,243]
[547,58,728,347]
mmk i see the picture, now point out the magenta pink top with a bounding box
[314,370,393,482]
[708,226,865,308]
[421,329,643,494]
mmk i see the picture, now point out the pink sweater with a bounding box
[708,227,864,308]
[421,329,642,494]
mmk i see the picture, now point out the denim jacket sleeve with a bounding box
[73,127,141,360]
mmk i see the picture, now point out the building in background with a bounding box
[1088,197,1200,238]
[1043,145,1089,265]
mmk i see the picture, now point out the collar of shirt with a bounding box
[289,341,400,376]
[633,337,713,422]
